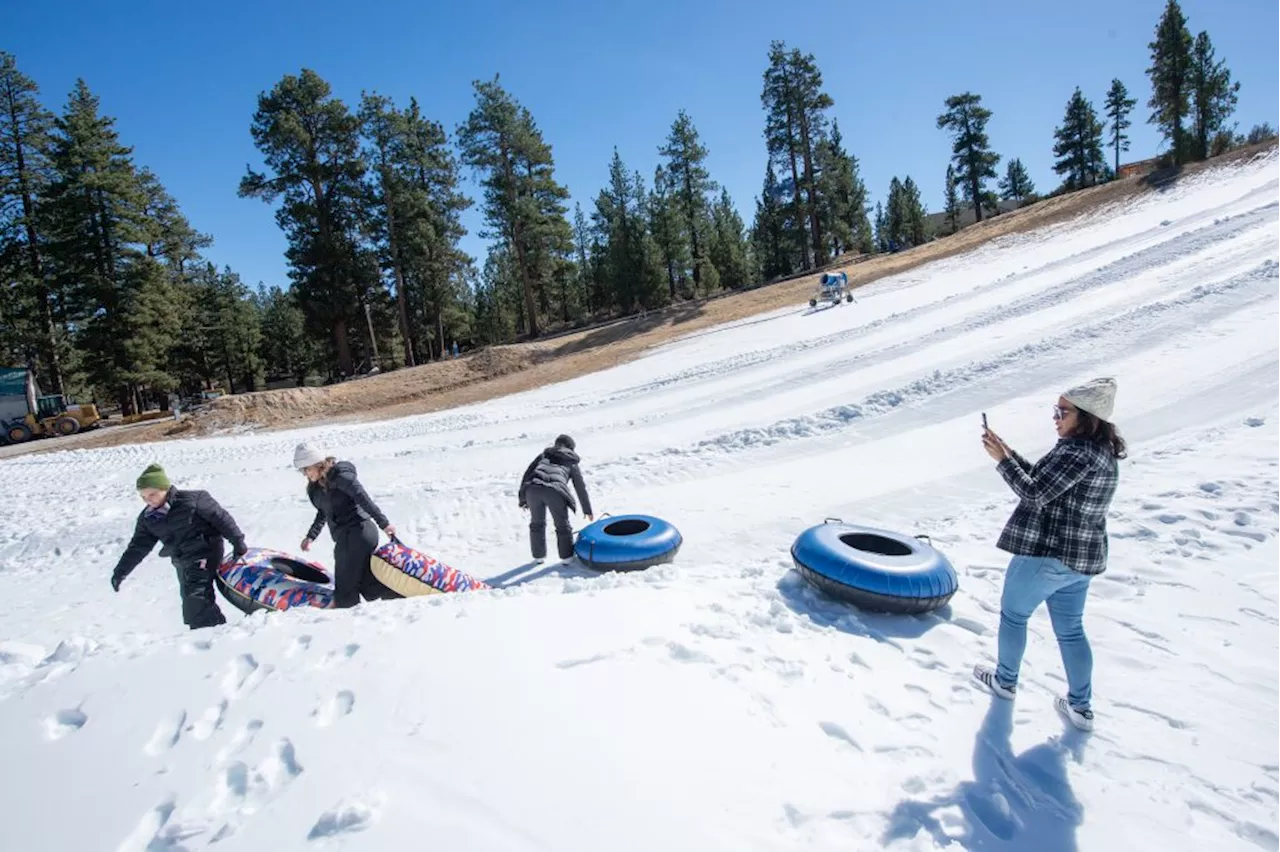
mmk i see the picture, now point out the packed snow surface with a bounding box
[1,151,1277,851]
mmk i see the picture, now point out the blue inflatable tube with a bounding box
[790,518,958,615]
[574,514,682,572]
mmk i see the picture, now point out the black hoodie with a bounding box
[518,445,593,515]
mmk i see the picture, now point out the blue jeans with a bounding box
[996,555,1094,709]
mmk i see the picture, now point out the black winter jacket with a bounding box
[305,461,390,541]
[518,446,593,515]
[112,488,246,581]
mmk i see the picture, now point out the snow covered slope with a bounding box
[0,151,1276,851]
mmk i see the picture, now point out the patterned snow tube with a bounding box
[790,519,958,615]
[215,547,335,614]
[369,538,491,597]
[573,514,682,572]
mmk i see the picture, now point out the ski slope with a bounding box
[0,151,1277,852]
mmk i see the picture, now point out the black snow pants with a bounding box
[333,519,396,608]
[174,540,227,630]
[527,484,574,561]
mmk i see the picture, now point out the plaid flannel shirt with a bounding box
[995,438,1120,575]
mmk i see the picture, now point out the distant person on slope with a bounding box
[294,443,398,608]
[518,434,594,563]
[109,463,248,630]
[971,378,1125,732]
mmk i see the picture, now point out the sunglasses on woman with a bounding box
[1052,405,1076,421]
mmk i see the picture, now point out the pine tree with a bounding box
[873,201,886,252]
[998,158,1035,203]
[1188,31,1239,161]
[1104,79,1137,174]
[750,161,790,281]
[1053,89,1107,191]
[761,42,835,268]
[937,93,1001,223]
[1146,0,1194,163]
[239,69,368,376]
[43,79,154,411]
[901,177,928,246]
[457,76,572,338]
[708,189,751,289]
[658,110,718,294]
[399,97,473,359]
[649,165,689,300]
[943,165,963,234]
[815,120,872,258]
[0,52,64,393]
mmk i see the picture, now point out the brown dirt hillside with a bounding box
[19,141,1277,456]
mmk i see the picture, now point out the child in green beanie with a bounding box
[110,463,250,630]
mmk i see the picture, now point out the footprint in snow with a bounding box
[818,721,863,751]
[222,654,271,700]
[43,707,87,741]
[314,691,356,728]
[285,634,312,658]
[215,719,264,765]
[190,699,228,741]
[307,793,383,840]
[144,710,187,756]
[1245,416,1266,427]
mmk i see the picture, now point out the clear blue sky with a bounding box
[5,0,1277,292]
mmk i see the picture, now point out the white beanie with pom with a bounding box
[1063,377,1117,422]
[293,442,328,470]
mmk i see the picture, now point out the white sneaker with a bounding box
[1054,696,1094,731]
[972,665,1016,700]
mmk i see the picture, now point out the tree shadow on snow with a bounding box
[483,559,597,589]
[880,698,1087,851]
[775,570,954,642]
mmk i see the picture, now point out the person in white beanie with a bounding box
[971,378,1127,732]
[293,442,398,608]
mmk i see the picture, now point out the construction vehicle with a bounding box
[1,367,102,445]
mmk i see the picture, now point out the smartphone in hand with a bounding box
[981,412,988,431]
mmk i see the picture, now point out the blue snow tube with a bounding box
[790,518,958,615]
[574,514,682,572]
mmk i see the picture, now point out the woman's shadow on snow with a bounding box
[881,698,1087,851]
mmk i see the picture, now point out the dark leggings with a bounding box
[332,520,396,607]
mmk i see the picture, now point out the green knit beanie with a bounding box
[136,463,171,492]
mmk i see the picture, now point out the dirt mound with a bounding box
[176,346,535,435]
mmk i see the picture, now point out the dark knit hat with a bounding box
[554,434,575,451]
[136,463,171,492]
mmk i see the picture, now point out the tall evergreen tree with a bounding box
[937,92,1001,223]
[239,69,368,376]
[1146,0,1194,163]
[399,97,473,359]
[707,189,751,289]
[1053,88,1107,191]
[943,165,963,235]
[0,52,63,392]
[901,177,928,247]
[750,161,790,282]
[457,76,572,338]
[999,158,1035,203]
[762,42,835,268]
[649,165,689,300]
[43,79,154,411]
[815,120,872,257]
[1104,79,1137,173]
[658,110,718,293]
[1188,31,1239,161]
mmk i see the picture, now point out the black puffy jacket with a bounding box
[112,488,246,580]
[518,446,593,515]
[305,461,391,541]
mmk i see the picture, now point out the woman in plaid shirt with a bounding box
[972,378,1126,731]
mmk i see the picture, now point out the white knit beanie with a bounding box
[1063,377,1117,422]
[293,441,328,470]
